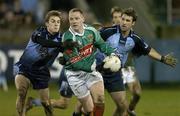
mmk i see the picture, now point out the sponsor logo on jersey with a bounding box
[70,43,93,63]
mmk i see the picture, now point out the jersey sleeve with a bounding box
[131,34,151,57]
[100,25,119,41]
[31,26,63,48]
[92,27,115,56]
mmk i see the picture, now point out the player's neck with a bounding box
[122,30,130,38]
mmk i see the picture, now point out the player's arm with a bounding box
[93,29,115,55]
[132,34,177,67]
[148,48,177,67]
[61,32,79,49]
[31,29,62,48]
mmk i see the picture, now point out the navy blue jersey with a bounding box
[97,25,151,67]
[16,27,62,69]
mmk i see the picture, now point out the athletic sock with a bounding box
[93,103,104,116]
[72,112,82,116]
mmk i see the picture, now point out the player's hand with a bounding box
[161,53,178,67]
[62,40,79,49]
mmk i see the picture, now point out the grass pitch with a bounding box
[1,83,180,116]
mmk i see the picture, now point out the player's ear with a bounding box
[45,22,48,27]
[81,14,85,23]
[132,21,135,26]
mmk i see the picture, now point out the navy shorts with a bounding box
[103,71,125,92]
[14,63,50,89]
[58,68,73,98]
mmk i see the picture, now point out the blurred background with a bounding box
[0,0,179,85]
[0,0,180,116]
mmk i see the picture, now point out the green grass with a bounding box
[1,83,180,116]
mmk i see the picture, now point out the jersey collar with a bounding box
[69,25,85,36]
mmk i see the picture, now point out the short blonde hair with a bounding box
[69,8,84,15]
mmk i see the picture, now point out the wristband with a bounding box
[160,56,165,62]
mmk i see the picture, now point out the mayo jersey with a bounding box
[62,25,114,72]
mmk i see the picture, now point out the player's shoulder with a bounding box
[130,31,143,41]
[63,29,73,37]
[34,26,46,33]
[100,25,120,40]
[31,26,46,36]
[62,29,74,41]
[100,25,119,32]
[84,24,98,33]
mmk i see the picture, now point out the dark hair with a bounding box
[122,7,137,22]
[69,8,84,15]
[45,10,62,23]
[111,6,122,17]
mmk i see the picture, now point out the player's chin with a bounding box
[121,27,128,31]
[53,29,59,33]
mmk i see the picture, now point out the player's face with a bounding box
[46,16,61,34]
[69,11,85,33]
[120,14,135,32]
[112,12,122,25]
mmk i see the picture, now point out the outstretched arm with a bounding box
[148,48,177,67]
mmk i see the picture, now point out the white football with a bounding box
[103,55,121,72]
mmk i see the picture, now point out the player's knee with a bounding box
[117,99,128,110]
[95,94,105,104]
[83,104,94,113]
[17,88,27,99]
[133,89,141,98]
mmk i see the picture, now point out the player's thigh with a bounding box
[110,91,127,107]
[90,80,104,103]
[38,88,49,102]
[65,70,89,98]
[78,94,94,112]
[15,74,30,91]
[88,71,104,102]
[127,79,142,94]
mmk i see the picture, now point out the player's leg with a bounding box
[15,74,30,116]
[127,79,141,115]
[25,93,72,111]
[73,101,83,116]
[104,72,128,116]
[38,88,53,116]
[110,91,128,116]
[125,66,141,116]
[25,96,41,112]
[54,67,73,109]
[78,95,94,116]
[90,80,105,116]
[51,96,71,109]
[65,70,95,116]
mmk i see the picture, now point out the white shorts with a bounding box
[64,69,103,98]
[121,66,136,84]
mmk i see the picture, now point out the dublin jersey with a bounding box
[16,27,62,69]
[62,24,114,72]
[98,25,151,67]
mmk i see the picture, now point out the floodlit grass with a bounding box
[1,83,180,116]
